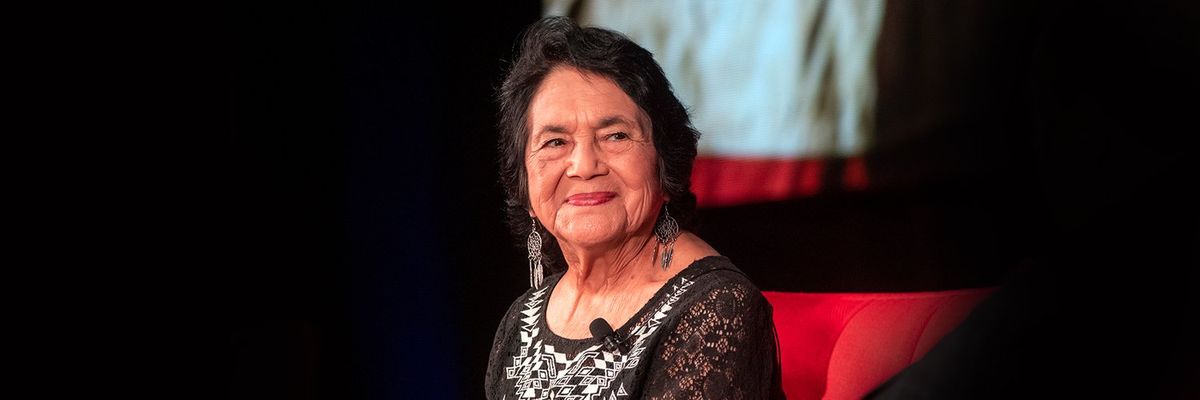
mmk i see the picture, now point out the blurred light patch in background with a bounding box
[546,0,885,206]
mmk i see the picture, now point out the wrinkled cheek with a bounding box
[526,161,561,221]
[528,182,555,218]
[525,160,549,197]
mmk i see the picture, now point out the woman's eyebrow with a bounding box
[594,115,633,130]
[537,116,632,138]
[535,124,571,138]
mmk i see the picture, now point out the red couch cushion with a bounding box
[763,288,994,399]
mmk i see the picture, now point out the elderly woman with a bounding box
[486,17,784,399]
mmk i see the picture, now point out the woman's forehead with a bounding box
[529,67,647,131]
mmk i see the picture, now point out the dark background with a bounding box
[113,0,1197,398]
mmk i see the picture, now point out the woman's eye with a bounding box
[606,132,629,141]
[543,138,567,148]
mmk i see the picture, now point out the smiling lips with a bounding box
[566,192,617,206]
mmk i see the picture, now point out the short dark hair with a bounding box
[496,16,701,273]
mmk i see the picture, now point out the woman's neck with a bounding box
[545,230,719,339]
[547,231,662,339]
[558,231,659,295]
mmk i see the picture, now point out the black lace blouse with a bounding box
[486,256,785,399]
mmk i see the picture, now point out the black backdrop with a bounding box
[120,0,1198,398]
[213,2,543,398]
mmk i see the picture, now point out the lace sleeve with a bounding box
[642,279,785,399]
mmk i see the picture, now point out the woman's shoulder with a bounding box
[672,256,770,313]
[678,256,762,292]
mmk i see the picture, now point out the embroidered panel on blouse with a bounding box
[503,276,696,399]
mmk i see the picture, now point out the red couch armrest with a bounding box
[764,288,994,399]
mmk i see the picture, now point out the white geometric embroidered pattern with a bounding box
[504,277,696,399]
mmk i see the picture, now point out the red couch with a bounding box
[763,288,994,399]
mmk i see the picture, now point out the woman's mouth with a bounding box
[565,192,617,206]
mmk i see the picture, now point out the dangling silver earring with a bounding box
[655,205,679,270]
[527,217,545,289]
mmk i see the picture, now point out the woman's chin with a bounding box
[559,233,619,249]
[555,214,627,248]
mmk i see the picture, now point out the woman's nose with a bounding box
[565,140,608,179]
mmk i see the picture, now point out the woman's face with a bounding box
[526,66,663,249]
